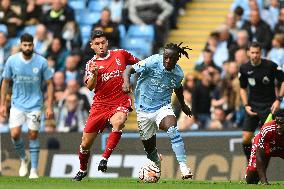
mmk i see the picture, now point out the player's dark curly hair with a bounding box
[273,109,284,119]
[164,42,192,59]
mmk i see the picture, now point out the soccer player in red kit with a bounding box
[73,30,139,181]
[246,109,284,185]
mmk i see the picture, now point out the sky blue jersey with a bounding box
[132,54,184,112]
[2,52,53,111]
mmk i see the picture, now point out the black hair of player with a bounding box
[248,41,262,50]
[20,33,33,43]
[164,42,192,59]
[273,109,284,124]
[91,30,107,40]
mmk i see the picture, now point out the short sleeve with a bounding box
[132,55,157,74]
[2,57,12,79]
[239,65,248,88]
[258,128,271,155]
[273,62,284,83]
[42,59,53,81]
[120,49,140,65]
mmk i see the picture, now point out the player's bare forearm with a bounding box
[122,66,136,92]
[174,86,192,117]
[174,86,186,107]
[278,82,284,97]
[0,79,9,106]
[46,79,54,109]
[256,147,269,184]
[86,75,98,91]
[240,88,248,106]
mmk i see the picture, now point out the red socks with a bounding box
[78,146,90,172]
[102,131,122,159]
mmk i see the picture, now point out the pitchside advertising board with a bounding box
[1,131,283,180]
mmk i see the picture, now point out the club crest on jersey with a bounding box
[115,58,121,65]
[33,68,39,74]
[262,76,270,84]
[248,78,255,86]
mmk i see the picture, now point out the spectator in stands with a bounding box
[242,10,272,52]
[0,32,10,79]
[53,71,66,101]
[191,68,215,129]
[92,8,120,49]
[231,0,263,21]
[234,6,245,29]
[213,24,232,67]
[57,93,87,132]
[64,56,79,83]
[62,21,82,50]
[128,0,173,51]
[274,8,284,34]
[24,0,42,25]
[195,48,221,73]
[64,79,90,113]
[261,0,279,31]
[228,30,249,61]
[0,0,24,37]
[267,33,284,71]
[177,89,197,131]
[235,48,249,66]
[45,37,69,71]
[41,0,74,35]
[226,12,238,40]
[33,24,52,56]
[208,106,233,130]
[110,0,124,23]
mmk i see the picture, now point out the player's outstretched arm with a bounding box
[174,86,192,117]
[45,79,54,119]
[122,66,136,93]
[0,79,10,118]
[256,147,270,185]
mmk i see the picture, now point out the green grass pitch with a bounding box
[0,177,283,189]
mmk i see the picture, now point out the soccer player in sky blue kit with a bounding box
[0,33,54,179]
[123,43,193,179]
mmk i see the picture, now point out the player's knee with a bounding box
[10,131,21,140]
[243,133,253,144]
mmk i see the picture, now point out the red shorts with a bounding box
[84,98,132,133]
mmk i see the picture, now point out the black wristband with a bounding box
[244,104,249,107]
[276,96,283,102]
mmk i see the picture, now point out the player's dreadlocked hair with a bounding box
[164,42,192,59]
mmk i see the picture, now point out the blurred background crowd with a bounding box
[0,0,283,133]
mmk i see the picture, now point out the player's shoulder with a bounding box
[145,54,162,63]
[239,61,251,70]
[7,52,20,61]
[34,53,47,62]
[174,64,184,78]
[111,49,130,55]
[261,120,277,136]
[262,58,278,68]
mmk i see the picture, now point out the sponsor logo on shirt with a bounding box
[102,70,122,82]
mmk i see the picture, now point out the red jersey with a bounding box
[258,120,284,158]
[84,49,139,108]
[247,120,284,172]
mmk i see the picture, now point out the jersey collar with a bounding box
[93,50,110,60]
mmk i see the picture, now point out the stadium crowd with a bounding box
[0,0,283,133]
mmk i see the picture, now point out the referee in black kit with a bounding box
[239,42,284,161]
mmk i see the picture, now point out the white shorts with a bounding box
[9,107,42,131]
[137,104,175,140]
